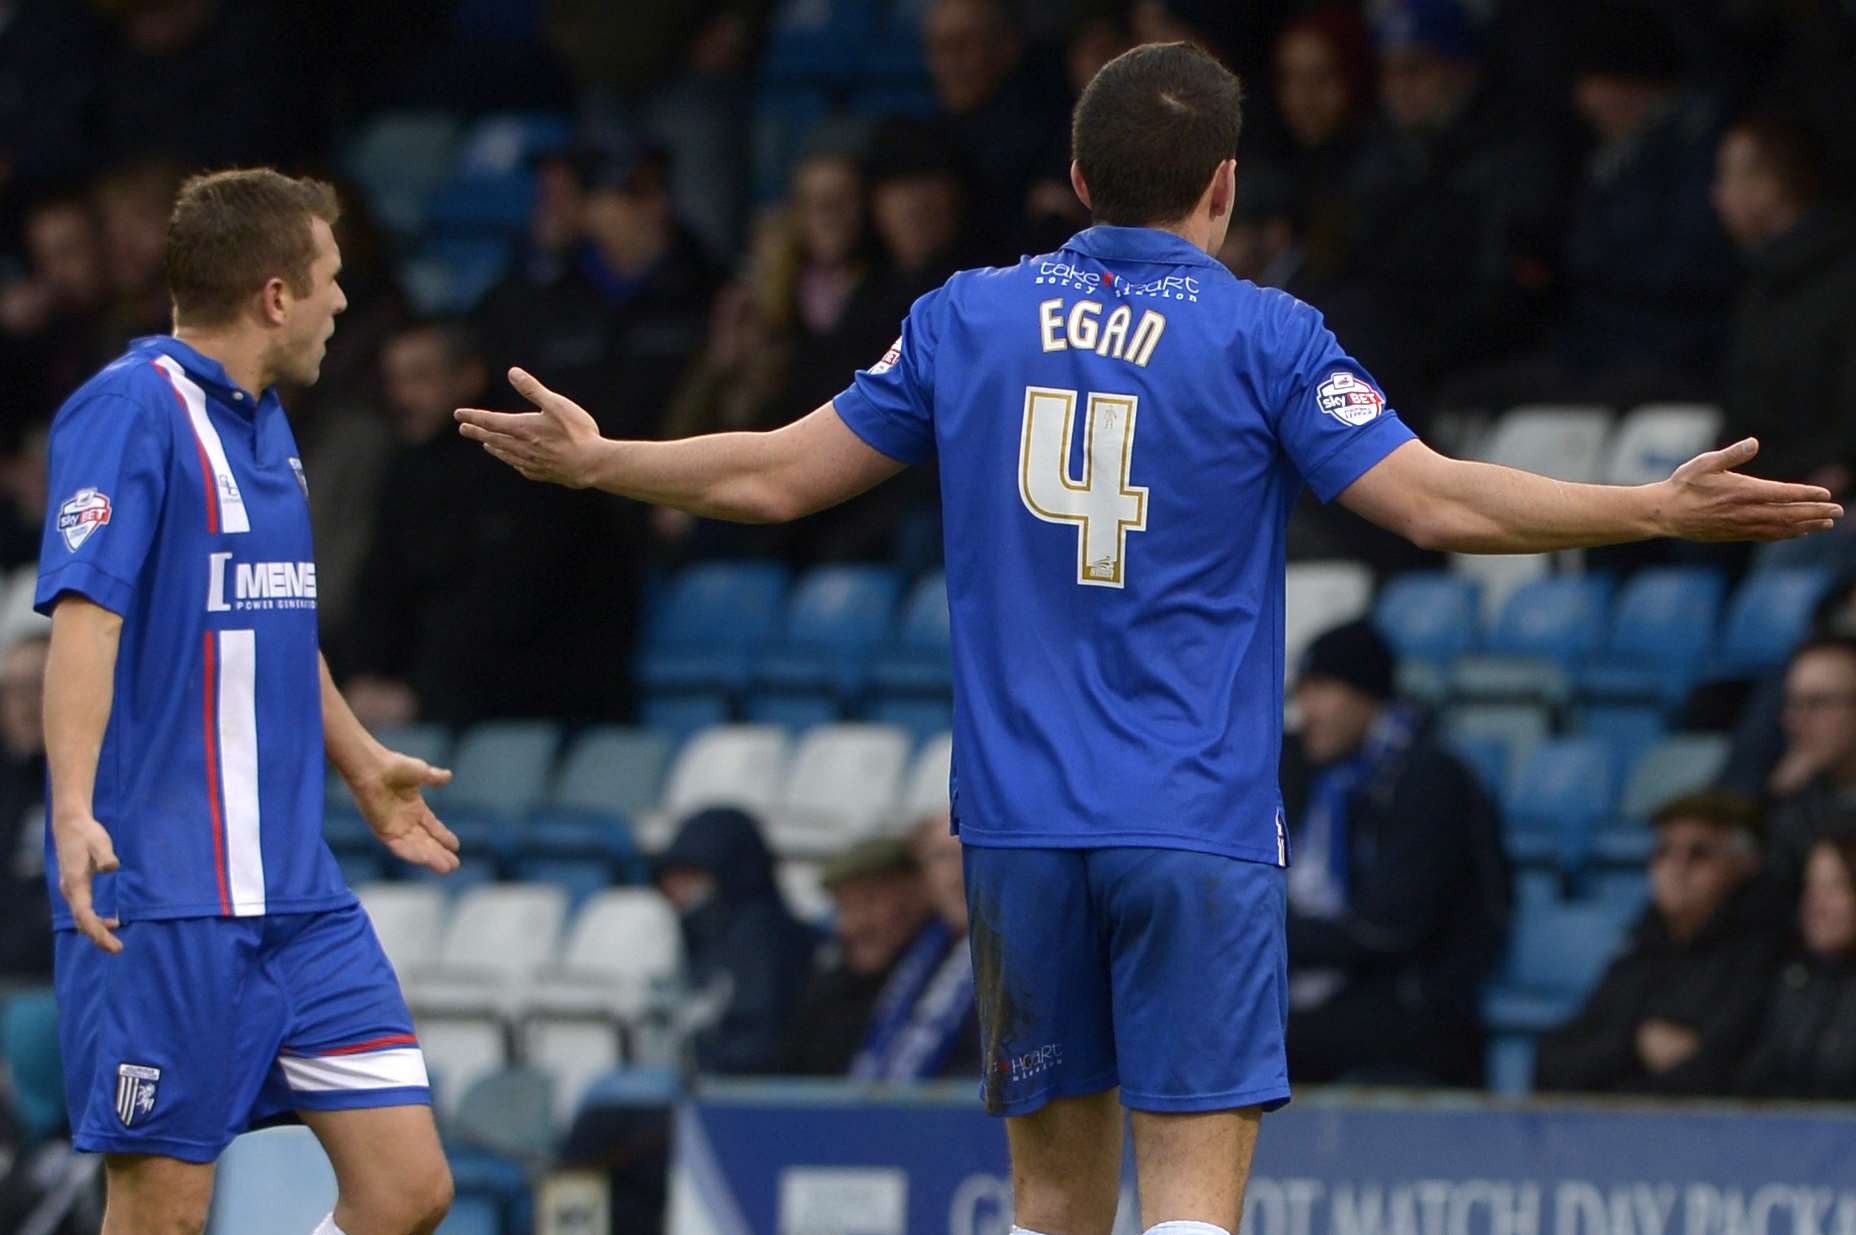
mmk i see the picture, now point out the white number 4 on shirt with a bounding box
[1018,385,1149,588]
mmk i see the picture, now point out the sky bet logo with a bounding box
[206,552,317,612]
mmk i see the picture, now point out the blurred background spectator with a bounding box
[1762,638,1856,891]
[1738,832,1856,1100]
[1534,791,1782,1096]
[0,631,48,980]
[1281,619,1510,1086]
[652,807,819,1075]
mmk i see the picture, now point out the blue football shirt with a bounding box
[36,336,349,925]
[834,226,1414,865]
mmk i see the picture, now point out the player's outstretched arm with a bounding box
[319,653,460,874]
[454,368,906,522]
[1339,438,1842,553]
[45,597,125,954]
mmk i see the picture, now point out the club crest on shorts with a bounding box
[288,456,309,498]
[57,487,112,551]
[115,1063,160,1127]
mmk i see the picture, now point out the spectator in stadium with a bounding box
[1323,0,1562,421]
[474,138,720,441]
[0,0,103,195]
[1535,791,1785,1096]
[654,806,820,1075]
[1762,637,1856,891]
[1712,113,1856,492]
[1268,6,1376,286]
[921,0,1062,260]
[1551,3,1736,386]
[842,814,983,1082]
[1280,619,1510,1085]
[780,835,943,1076]
[0,632,50,980]
[340,319,636,729]
[92,159,186,347]
[1216,165,1304,293]
[1739,831,1856,1100]
[867,120,972,311]
[1025,13,1133,253]
[0,188,111,428]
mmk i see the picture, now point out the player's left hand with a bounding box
[455,368,602,488]
[352,752,461,874]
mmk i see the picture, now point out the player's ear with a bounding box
[1209,158,1237,223]
[1069,160,1092,213]
[259,275,290,327]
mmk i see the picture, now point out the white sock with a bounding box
[1010,1228,1057,1235]
[1145,1224,1233,1235]
[310,1215,347,1235]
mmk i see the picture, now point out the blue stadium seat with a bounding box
[435,1195,503,1235]
[1705,568,1833,680]
[1585,869,1651,923]
[863,694,955,748]
[206,1127,336,1235]
[754,565,906,696]
[512,856,614,909]
[1373,572,1482,667]
[2,989,63,1144]
[743,690,843,732]
[635,562,790,694]
[423,172,536,235]
[323,806,377,858]
[639,692,733,748]
[399,234,513,314]
[1575,567,1726,707]
[1442,702,1550,796]
[575,1065,684,1114]
[1573,704,1667,774]
[1503,738,1619,872]
[1482,900,1627,1032]
[443,721,562,819]
[867,570,952,695]
[372,724,455,771]
[1485,1034,1537,1097]
[523,812,635,864]
[1590,732,1731,865]
[1450,576,1611,702]
[446,1148,530,1235]
[335,850,389,887]
[1447,735,1509,801]
[758,0,877,87]
[457,111,574,176]
[552,726,671,817]
[395,810,515,890]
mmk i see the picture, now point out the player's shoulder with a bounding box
[50,345,173,439]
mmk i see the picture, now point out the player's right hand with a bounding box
[53,814,123,955]
[1659,438,1844,542]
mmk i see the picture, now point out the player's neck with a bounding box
[1145,215,1216,256]
[171,323,268,400]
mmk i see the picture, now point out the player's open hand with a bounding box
[454,368,602,488]
[352,752,462,874]
[1659,439,1843,542]
[53,813,122,954]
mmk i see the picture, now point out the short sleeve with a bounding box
[1265,296,1416,502]
[831,287,943,466]
[36,393,169,618]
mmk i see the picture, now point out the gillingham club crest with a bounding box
[57,487,111,552]
[115,1063,160,1127]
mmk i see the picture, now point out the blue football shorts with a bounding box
[54,900,429,1162]
[962,845,1289,1117]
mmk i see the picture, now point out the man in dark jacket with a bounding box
[1712,113,1856,491]
[1281,620,1511,1086]
[654,807,820,1075]
[1536,790,1786,1096]
[1739,831,1856,1100]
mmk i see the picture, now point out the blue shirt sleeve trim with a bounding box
[1302,414,1418,504]
[832,385,934,467]
[36,561,137,618]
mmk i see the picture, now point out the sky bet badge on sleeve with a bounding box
[1316,371,1386,426]
[115,1063,159,1127]
[57,487,112,551]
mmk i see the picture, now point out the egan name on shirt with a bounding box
[1036,298,1167,367]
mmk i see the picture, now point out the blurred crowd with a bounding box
[2,0,1854,728]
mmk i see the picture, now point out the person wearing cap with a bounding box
[1536,790,1785,1096]
[1281,619,1509,1085]
[653,807,820,1075]
[779,834,949,1076]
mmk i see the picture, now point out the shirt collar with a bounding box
[1062,225,1223,271]
[132,335,267,412]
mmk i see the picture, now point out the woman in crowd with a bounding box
[1740,831,1856,1099]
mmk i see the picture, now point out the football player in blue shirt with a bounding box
[459,44,1840,1235]
[42,171,459,1235]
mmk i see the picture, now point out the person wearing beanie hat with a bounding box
[1282,618,1510,1085]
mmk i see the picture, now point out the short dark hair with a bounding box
[164,168,340,328]
[1072,41,1244,228]
[1652,788,1762,845]
[1732,112,1827,209]
[389,317,484,368]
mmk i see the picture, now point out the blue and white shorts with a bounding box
[962,845,1290,1117]
[54,900,428,1162]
